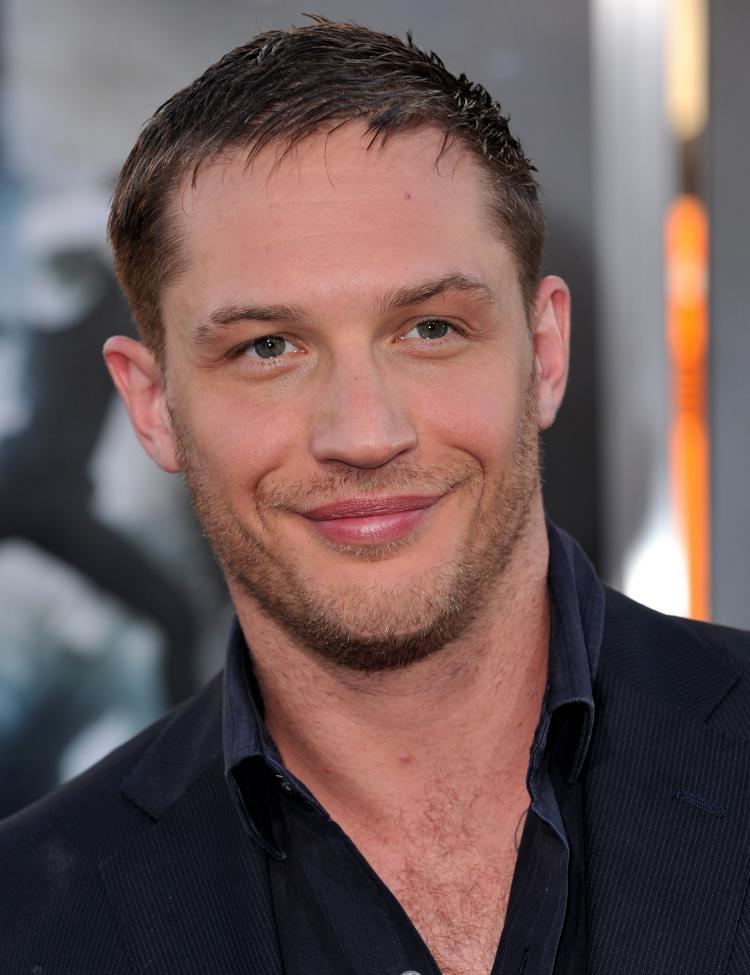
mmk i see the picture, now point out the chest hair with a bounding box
[355,785,529,975]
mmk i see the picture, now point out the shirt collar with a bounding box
[223,616,275,773]
[545,520,604,781]
[223,618,288,858]
[223,521,604,849]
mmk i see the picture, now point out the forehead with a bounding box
[184,122,486,201]
[164,124,517,321]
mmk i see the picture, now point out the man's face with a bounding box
[136,125,561,671]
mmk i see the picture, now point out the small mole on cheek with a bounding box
[404,191,412,200]
[398,751,413,764]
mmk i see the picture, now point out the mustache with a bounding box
[255,462,481,514]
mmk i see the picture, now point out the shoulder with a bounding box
[585,592,750,970]
[0,674,224,966]
[0,672,223,850]
[601,586,750,672]
[598,587,750,732]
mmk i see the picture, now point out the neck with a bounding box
[232,507,550,828]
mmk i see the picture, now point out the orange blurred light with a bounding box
[666,194,710,619]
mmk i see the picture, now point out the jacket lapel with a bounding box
[585,603,750,974]
[98,680,283,975]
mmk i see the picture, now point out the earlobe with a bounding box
[531,276,571,430]
[102,336,182,473]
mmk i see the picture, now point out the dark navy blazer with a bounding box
[3,586,750,974]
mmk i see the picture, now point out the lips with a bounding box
[304,495,440,519]
[300,494,443,545]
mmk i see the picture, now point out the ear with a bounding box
[102,336,182,473]
[531,275,571,430]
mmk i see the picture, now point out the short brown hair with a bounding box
[108,17,545,362]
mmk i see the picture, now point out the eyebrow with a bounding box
[383,273,497,310]
[191,272,496,346]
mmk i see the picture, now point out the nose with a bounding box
[309,355,418,468]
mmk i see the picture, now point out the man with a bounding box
[3,18,750,975]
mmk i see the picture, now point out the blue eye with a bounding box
[250,335,288,358]
[410,319,452,340]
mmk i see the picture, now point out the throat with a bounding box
[262,595,550,831]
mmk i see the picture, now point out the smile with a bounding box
[301,495,443,545]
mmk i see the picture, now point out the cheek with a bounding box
[409,360,529,467]
[178,385,306,496]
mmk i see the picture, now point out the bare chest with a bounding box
[361,813,526,975]
[391,853,517,975]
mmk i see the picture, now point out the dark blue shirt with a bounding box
[223,524,604,975]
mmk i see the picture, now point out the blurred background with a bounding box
[0,0,747,817]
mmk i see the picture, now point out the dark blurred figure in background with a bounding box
[0,229,220,816]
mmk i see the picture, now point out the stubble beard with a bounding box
[173,378,541,673]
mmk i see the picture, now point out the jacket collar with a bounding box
[119,673,223,820]
[105,676,284,975]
